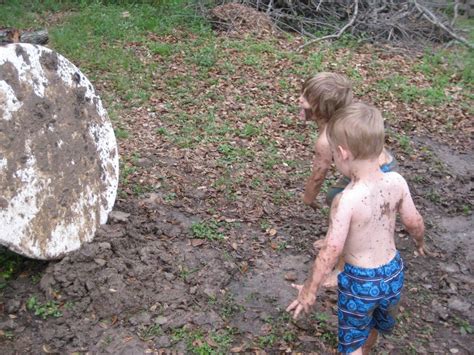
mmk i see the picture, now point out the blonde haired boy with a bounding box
[287,103,426,354]
[299,72,398,287]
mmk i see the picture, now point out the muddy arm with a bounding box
[303,137,332,208]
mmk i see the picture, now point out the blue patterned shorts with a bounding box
[337,252,404,354]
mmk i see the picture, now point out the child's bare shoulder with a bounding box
[383,171,410,190]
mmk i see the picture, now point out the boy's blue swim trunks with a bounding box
[337,252,404,354]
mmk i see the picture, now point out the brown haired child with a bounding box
[299,72,398,287]
[287,102,426,354]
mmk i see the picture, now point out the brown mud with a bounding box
[0,134,472,354]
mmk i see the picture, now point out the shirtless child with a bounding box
[287,103,426,354]
[299,73,397,287]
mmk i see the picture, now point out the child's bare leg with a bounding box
[347,330,378,355]
[322,255,345,288]
[362,329,378,354]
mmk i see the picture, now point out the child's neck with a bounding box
[348,158,382,181]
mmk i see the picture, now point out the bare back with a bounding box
[337,172,406,268]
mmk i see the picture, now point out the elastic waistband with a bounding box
[343,252,403,280]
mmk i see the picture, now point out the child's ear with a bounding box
[338,145,350,160]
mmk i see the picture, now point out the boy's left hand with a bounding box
[286,283,316,319]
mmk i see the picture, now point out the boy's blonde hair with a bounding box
[302,72,353,122]
[326,102,384,159]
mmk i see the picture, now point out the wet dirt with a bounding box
[0,131,472,354]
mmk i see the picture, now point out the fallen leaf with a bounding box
[191,239,206,247]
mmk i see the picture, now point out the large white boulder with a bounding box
[0,43,119,260]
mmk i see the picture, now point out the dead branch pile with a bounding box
[208,3,277,37]
[201,0,473,49]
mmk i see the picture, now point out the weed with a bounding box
[276,242,288,252]
[461,204,471,215]
[258,333,277,348]
[243,54,260,66]
[1,330,14,340]
[30,273,42,284]
[149,42,174,57]
[26,296,63,319]
[426,189,441,203]
[259,219,271,231]
[240,123,261,138]
[164,192,177,202]
[453,317,473,336]
[139,323,162,341]
[156,127,169,135]
[114,127,129,139]
[178,266,198,282]
[0,249,23,281]
[220,293,245,319]
[190,219,225,241]
[170,327,236,354]
[192,44,218,68]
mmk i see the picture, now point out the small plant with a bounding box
[397,134,413,154]
[454,317,473,336]
[258,333,277,348]
[190,219,225,241]
[164,192,177,202]
[114,127,129,139]
[220,293,245,319]
[0,249,23,281]
[26,296,63,319]
[139,323,162,341]
[426,189,441,203]
[192,45,218,68]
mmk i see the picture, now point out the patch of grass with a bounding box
[170,327,236,354]
[139,323,163,341]
[149,42,174,57]
[220,293,245,319]
[191,44,218,68]
[26,296,63,319]
[258,333,278,348]
[397,134,413,155]
[119,161,137,185]
[243,54,260,67]
[0,249,23,282]
[114,126,130,139]
[426,189,441,203]
[312,312,338,347]
[0,330,14,340]
[453,317,473,336]
[376,74,449,105]
[217,144,254,165]
[460,204,471,216]
[190,219,225,241]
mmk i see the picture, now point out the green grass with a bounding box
[190,219,225,241]
[26,295,63,319]
[170,327,236,354]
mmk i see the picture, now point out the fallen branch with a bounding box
[297,0,359,50]
[413,0,473,49]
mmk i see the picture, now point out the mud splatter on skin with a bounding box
[0,50,108,257]
[380,201,390,219]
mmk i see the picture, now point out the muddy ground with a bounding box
[1,132,472,354]
[0,28,473,355]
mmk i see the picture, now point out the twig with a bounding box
[298,0,359,50]
[413,0,473,49]
[451,0,459,27]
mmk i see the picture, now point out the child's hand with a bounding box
[286,283,316,319]
[415,240,437,257]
